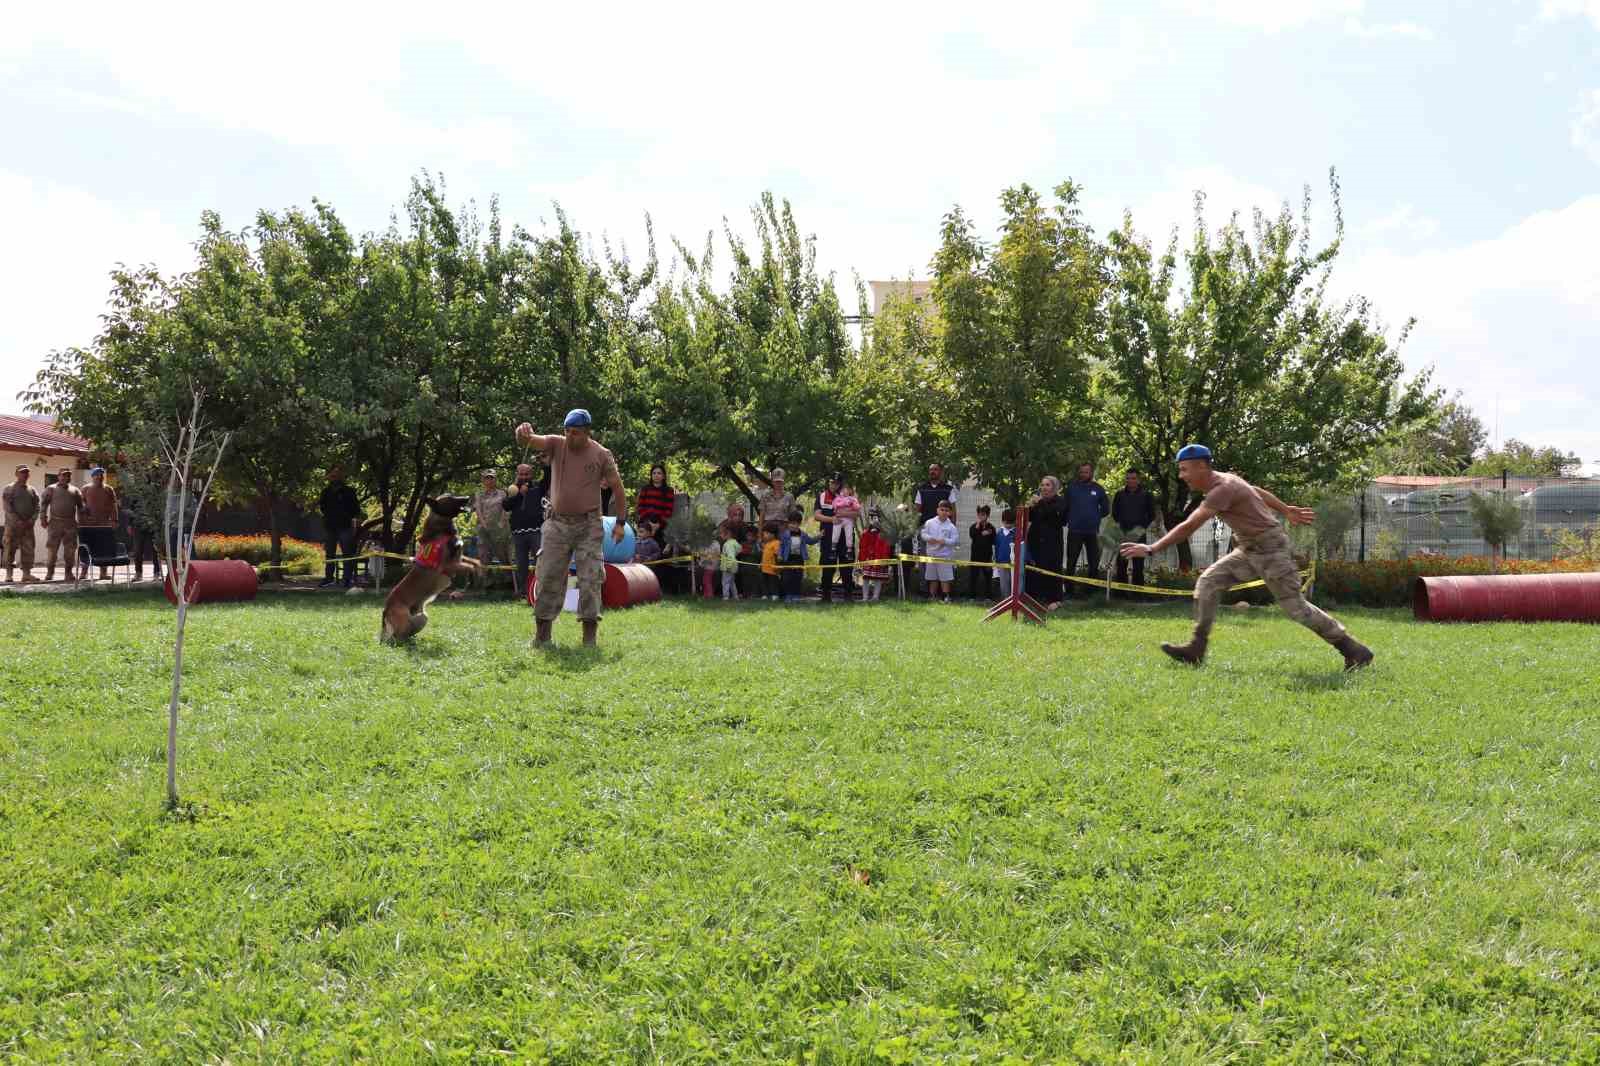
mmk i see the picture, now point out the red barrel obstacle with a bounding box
[164,559,259,605]
[1413,573,1600,623]
[528,563,661,609]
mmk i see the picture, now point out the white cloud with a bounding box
[0,171,197,409]
[1573,89,1600,166]
[1175,0,1362,32]
[1358,203,1440,243]
[1344,18,1434,40]
[1344,196,1600,472]
[1539,0,1600,29]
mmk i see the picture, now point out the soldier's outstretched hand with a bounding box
[515,422,535,447]
[1285,505,1316,526]
[1119,541,1152,559]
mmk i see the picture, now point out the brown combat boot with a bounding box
[1334,635,1373,671]
[1160,635,1208,666]
[534,618,553,645]
[581,620,598,647]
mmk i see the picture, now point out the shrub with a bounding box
[1314,555,1597,608]
[194,534,325,578]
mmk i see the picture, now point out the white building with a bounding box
[1,414,92,541]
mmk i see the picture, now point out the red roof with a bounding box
[0,415,91,457]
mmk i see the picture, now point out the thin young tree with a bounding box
[159,388,231,809]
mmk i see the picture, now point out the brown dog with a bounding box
[380,495,481,643]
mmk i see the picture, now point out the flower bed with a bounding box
[194,534,325,578]
[1312,556,1598,608]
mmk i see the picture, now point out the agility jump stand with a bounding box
[983,504,1046,624]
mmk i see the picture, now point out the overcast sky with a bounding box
[4,0,1597,472]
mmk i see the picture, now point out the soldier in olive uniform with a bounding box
[3,465,40,582]
[41,467,86,582]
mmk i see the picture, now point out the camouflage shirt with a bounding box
[758,489,795,529]
[3,482,39,524]
[474,489,509,534]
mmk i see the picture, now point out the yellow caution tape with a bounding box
[254,547,1317,601]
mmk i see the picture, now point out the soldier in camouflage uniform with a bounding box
[472,469,512,590]
[1120,444,1373,671]
[515,409,628,648]
[3,465,40,582]
[41,467,86,582]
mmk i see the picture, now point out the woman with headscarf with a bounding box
[1024,474,1069,605]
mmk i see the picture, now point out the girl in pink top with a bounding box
[829,483,861,553]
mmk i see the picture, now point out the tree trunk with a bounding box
[723,465,761,518]
[267,491,283,578]
[166,595,187,809]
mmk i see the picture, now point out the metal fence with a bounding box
[1324,476,1600,562]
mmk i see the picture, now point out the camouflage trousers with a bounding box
[475,525,512,589]
[3,520,34,573]
[533,511,605,623]
[44,520,78,575]
[1193,525,1345,643]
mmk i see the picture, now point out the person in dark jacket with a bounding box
[1112,469,1157,590]
[126,491,163,582]
[501,460,549,598]
[966,504,996,600]
[1024,475,1069,605]
[1063,462,1110,597]
[318,465,361,588]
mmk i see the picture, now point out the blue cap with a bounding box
[1175,444,1212,462]
[563,408,592,428]
[89,466,105,476]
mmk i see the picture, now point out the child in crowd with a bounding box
[857,512,893,602]
[699,533,721,598]
[968,504,996,600]
[719,521,741,600]
[782,509,819,603]
[759,523,782,600]
[632,518,662,565]
[993,507,1027,599]
[831,482,862,551]
[920,499,959,603]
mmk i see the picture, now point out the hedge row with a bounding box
[193,534,325,578]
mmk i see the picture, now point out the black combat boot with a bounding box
[1160,634,1208,665]
[1334,635,1373,671]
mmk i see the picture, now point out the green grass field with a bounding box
[3,590,1598,1063]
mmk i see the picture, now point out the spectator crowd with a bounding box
[5,453,1163,604]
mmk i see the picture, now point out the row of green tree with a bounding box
[26,169,1577,569]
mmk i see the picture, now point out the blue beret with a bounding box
[89,466,106,476]
[563,408,593,428]
[1175,444,1212,462]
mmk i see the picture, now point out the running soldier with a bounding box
[1119,444,1373,671]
